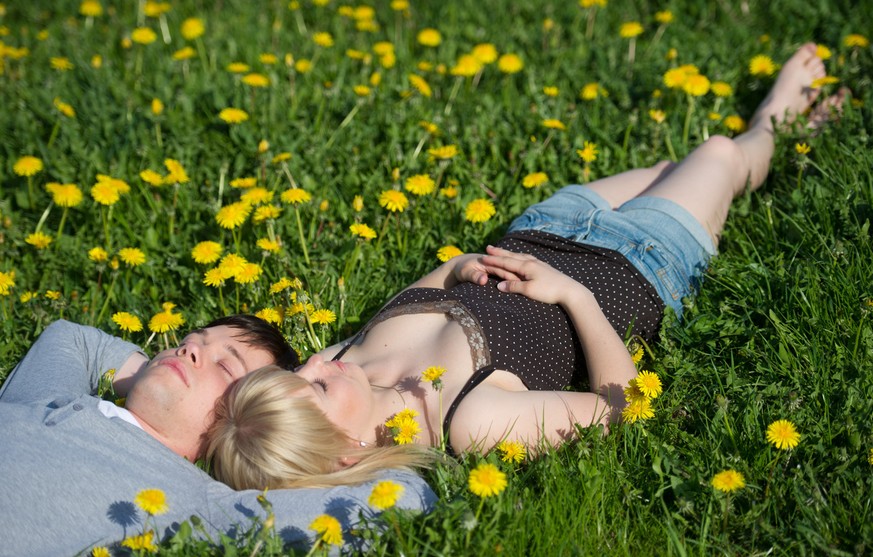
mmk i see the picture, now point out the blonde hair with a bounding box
[206,365,433,490]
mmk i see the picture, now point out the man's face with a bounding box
[125,325,274,456]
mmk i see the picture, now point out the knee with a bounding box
[697,135,744,168]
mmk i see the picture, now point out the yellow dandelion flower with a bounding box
[260,52,278,64]
[234,262,262,284]
[269,277,296,294]
[131,27,157,44]
[368,480,404,510]
[181,17,205,40]
[253,205,281,223]
[281,188,312,205]
[417,28,441,47]
[352,195,364,212]
[121,531,157,552]
[440,185,459,198]
[392,416,421,444]
[172,46,196,60]
[149,306,185,333]
[191,241,222,264]
[79,0,103,17]
[218,253,248,278]
[256,237,281,252]
[13,156,43,177]
[25,232,52,249]
[749,54,777,77]
[795,143,811,155]
[655,10,673,24]
[468,462,507,498]
[255,307,282,325]
[868,448,873,465]
[88,247,108,262]
[422,365,446,383]
[45,290,62,300]
[240,187,273,206]
[711,469,745,493]
[711,81,733,97]
[309,514,343,546]
[543,86,559,97]
[45,183,83,207]
[464,198,496,223]
[272,152,292,164]
[53,97,75,118]
[631,345,644,365]
[0,271,15,296]
[766,419,800,450]
[472,43,498,64]
[497,440,527,464]
[815,44,832,60]
[242,73,270,87]
[542,118,566,130]
[404,174,436,196]
[580,82,606,100]
[635,371,662,399]
[90,181,120,205]
[577,141,598,163]
[621,397,654,423]
[648,109,666,123]
[497,53,524,74]
[139,169,163,187]
[215,201,252,229]
[91,547,110,557]
[134,488,168,515]
[522,172,548,189]
[723,115,746,132]
[226,61,250,73]
[428,144,459,160]
[379,190,409,212]
[436,245,463,262]
[408,74,432,97]
[164,159,189,184]
[19,291,38,302]
[150,98,164,116]
[118,247,146,267]
[219,108,249,124]
[230,177,257,189]
[112,312,143,333]
[683,74,710,96]
[843,34,869,48]
[450,54,482,77]
[144,2,171,18]
[350,223,377,240]
[309,308,336,325]
[51,56,74,71]
[295,59,312,73]
[203,268,225,288]
[619,21,643,38]
[313,31,334,47]
[811,76,839,89]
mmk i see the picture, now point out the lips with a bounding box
[334,360,346,373]
[161,358,189,386]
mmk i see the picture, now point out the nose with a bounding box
[176,342,203,367]
[294,354,324,378]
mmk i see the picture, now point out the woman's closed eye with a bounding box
[312,378,328,392]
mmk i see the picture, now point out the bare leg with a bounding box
[583,160,675,208]
[634,43,832,246]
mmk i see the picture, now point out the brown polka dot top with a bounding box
[333,230,665,454]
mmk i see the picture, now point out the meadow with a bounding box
[1,0,872,554]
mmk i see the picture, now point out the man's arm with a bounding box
[0,320,146,404]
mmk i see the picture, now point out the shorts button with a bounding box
[73,404,84,411]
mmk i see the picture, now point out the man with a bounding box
[0,316,436,556]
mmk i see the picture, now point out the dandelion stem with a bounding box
[664,131,678,161]
[96,272,119,324]
[47,120,61,148]
[682,96,695,147]
[444,77,463,116]
[55,206,69,241]
[27,176,35,209]
[294,207,311,265]
[325,102,362,149]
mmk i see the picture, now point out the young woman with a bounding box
[206,44,845,490]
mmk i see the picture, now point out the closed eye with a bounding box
[312,378,328,392]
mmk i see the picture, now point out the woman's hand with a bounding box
[450,253,490,286]
[480,245,594,306]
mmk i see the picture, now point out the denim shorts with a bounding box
[507,185,717,317]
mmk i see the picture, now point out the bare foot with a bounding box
[749,43,826,131]
[808,87,850,133]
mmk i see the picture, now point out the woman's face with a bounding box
[294,354,374,440]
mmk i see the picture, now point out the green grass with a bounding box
[1,0,872,554]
